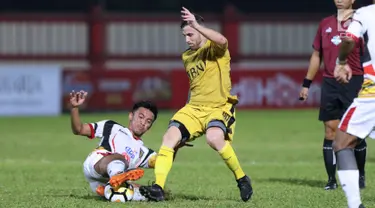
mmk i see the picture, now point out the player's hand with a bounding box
[299,87,309,101]
[181,7,199,28]
[70,90,88,108]
[334,64,352,84]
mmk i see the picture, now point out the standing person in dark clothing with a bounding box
[299,0,367,190]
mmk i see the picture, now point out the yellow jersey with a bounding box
[182,40,238,107]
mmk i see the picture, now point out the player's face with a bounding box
[182,25,203,50]
[128,107,155,137]
[334,0,355,9]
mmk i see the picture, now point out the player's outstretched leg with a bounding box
[94,153,144,188]
[354,139,367,189]
[333,129,363,208]
[206,127,253,202]
[140,126,181,201]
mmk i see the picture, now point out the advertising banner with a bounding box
[169,69,322,109]
[0,65,62,116]
[63,68,322,111]
[231,70,322,109]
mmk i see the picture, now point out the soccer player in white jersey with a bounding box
[333,4,375,208]
[69,90,158,200]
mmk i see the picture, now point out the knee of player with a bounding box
[110,153,126,161]
[94,153,128,175]
[332,140,339,152]
[162,126,183,148]
[332,140,349,152]
[100,153,127,167]
[332,131,357,152]
[206,127,225,150]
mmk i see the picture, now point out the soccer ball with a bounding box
[104,183,134,202]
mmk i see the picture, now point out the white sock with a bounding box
[337,170,362,208]
[107,160,126,177]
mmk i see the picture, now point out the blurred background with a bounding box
[1,0,374,116]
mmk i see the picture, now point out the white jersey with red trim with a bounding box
[87,120,156,169]
[346,5,375,97]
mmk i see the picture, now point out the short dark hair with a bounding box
[132,101,158,121]
[180,13,204,29]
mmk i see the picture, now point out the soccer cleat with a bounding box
[324,178,337,190]
[236,175,253,202]
[139,184,165,202]
[96,185,105,197]
[109,168,144,188]
[359,175,366,189]
[359,204,365,208]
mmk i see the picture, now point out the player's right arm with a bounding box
[338,8,368,63]
[181,7,228,57]
[345,8,368,43]
[69,90,108,139]
[299,22,323,101]
[69,90,91,136]
[71,106,92,137]
[335,8,368,83]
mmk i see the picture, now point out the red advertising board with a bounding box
[169,69,323,109]
[62,68,322,111]
[62,69,173,111]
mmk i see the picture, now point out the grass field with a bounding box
[1,110,374,208]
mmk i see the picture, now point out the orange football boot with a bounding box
[109,168,144,188]
[96,185,105,197]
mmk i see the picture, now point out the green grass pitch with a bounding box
[0,110,374,208]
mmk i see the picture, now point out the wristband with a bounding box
[336,57,347,65]
[338,60,347,65]
[302,78,312,88]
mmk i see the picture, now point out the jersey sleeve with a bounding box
[346,8,368,41]
[138,147,157,168]
[209,40,228,57]
[86,120,110,139]
[312,21,323,51]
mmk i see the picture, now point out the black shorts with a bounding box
[319,75,363,121]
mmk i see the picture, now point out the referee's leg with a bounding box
[319,78,340,190]
[321,118,340,190]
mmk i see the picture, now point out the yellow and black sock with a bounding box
[154,145,174,189]
[219,141,245,180]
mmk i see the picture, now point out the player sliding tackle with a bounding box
[140,7,253,202]
[69,90,158,201]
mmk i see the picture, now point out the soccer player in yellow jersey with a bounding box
[139,7,253,202]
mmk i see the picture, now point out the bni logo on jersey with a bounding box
[337,9,355,34]
[125,146,136,159]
